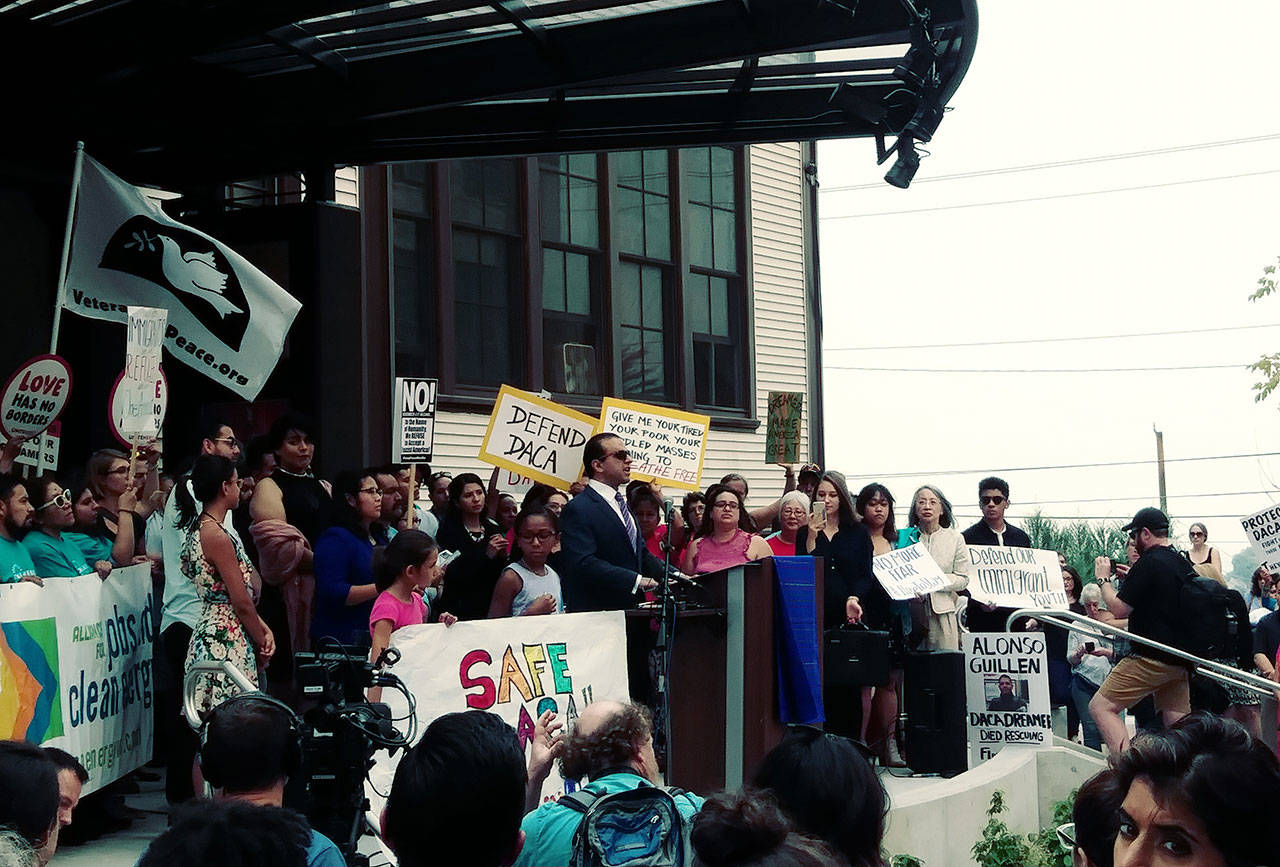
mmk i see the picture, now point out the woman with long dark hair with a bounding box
[178,455,272,713]
[681,483,772,575]
[23,475,107,579]
[311,470,385,647]
[436,472,507,621]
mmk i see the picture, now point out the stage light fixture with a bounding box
[828,82,887,125]
[884,136,920,189]
[893,41,937,89]
[903,101,944,142]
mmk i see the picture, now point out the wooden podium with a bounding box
[627,557,823,794]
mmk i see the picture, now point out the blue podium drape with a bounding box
[772,556,824,724]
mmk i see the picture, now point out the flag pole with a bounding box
[50,141,85,355]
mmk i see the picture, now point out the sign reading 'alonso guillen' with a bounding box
[64,155,301,400]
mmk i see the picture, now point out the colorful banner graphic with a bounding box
[0,565,155,794]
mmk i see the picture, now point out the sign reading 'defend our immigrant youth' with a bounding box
[871,543,952,600]
[598,398,709,492]
[965,546,1069,610]
[478,385,597,489]
[1242,504,1280,574]
[393,377,437,463]
[965,632,1052,765]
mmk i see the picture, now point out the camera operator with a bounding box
[199,693,346,866]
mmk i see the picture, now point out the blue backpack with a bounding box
[559,782,692,867]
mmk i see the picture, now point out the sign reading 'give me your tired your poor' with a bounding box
[478,385,597,489]
[598,397,709,492]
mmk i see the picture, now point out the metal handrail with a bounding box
[183,661,258,730]
[1008,608,1280,699]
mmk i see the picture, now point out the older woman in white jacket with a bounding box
[907,485,969,651]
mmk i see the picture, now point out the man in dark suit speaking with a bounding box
[560,432,668,611]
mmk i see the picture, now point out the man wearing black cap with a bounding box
[1088,507,1192,755]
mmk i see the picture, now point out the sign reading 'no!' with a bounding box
[394,377,438,462]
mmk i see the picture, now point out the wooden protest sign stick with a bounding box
[406,464,417,529]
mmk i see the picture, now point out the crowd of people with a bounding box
[4,418,1280,865]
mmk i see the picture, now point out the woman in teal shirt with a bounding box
[24,476,111,579]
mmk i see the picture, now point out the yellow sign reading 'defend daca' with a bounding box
[597,398,709,492]
[478,385,597,489]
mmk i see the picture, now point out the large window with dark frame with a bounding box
[390,147,751,416]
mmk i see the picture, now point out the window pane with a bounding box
[709,276,729,337]
[641,265,663,327]
[455,258,480,302]
[617,151,643,188]
[711,147,735,208]
[568,153,597,179]
[616,262,640,325]
[542,248,565,312]
[687,203,712,268]
[643,330,666,397]
[642,150,669,195]
[620,328,644,395]
[712,208,736,271]
[644,196,670,259]
[687,272,709,335]
[452,161,484,225]
[693,340,712,406]
[565,252,590,316]
[540,169,568,244]
[483,160,518,231]
[686,147,711,203]
[453,229,479,263]
[616,187,644,256]
[569,175,598,247]
[539,155,567,172]
[714,342,738,407]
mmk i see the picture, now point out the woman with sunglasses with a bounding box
[86,449,149,563]
[681,483,772,575]
[23,476,111,579]
[1183,523,1222,581]
[311,470,386,647]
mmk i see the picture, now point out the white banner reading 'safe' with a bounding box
[0,565,156,795]
[367,611,630,820]
[65,155,301,400]
[965,546,1069,610]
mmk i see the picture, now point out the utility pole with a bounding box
[1153,424,1167,514]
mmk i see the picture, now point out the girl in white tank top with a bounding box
[487,509,563,617]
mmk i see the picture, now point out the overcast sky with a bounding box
[816,0,1280,568]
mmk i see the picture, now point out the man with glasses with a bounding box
[961,476,1031,634]
[1089,507,1192,756]
[155,420,243,804]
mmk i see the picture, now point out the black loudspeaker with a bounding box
[903,650,967,776]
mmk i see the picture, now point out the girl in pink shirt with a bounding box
[368,530,455,700]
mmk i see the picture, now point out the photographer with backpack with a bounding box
[1088,508,1195,757]
[516,700,703,867]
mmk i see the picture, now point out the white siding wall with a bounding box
[426,143,813,511]
[335,166,359,208]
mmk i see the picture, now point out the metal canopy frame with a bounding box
[0,0,977,186]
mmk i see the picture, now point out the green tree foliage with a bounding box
[971,790,1072,867]
[1023,512,1128,586]
[1250,257,1280,404]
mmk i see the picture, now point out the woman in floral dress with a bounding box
[178,455,274,714]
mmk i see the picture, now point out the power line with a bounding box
[825,323,1280,353]
[818,132,1280,193]
[825,362,1248,374]
[1013,490,1275,506]
[859,450,1280,480]
[820,168,1280,220]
